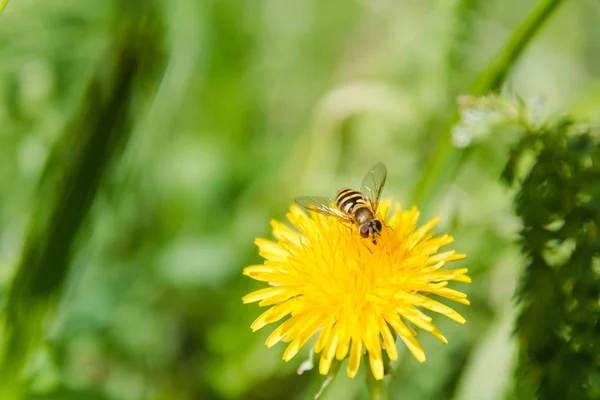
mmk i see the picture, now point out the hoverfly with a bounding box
[295,162,387,244]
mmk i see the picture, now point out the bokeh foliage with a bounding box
[503,118,600,399]
[0,0,599,399]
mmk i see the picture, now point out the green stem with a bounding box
[471,0,565,95]
[366,367,387,400]
[412,0,566,210]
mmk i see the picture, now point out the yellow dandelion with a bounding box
[242,200,470,380]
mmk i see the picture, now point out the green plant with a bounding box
[503,118,600,399]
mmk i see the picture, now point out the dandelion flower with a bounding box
[242,200,470,380]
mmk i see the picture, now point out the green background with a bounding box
[0,0,599,399]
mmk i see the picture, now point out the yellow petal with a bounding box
[419,296,466,324]
[416,236,453,256]
[363,314,383,380]
[250,299,302,331]
[283,315,325,361]
[407,218,439,249]
[429,327,448,344]
[384,311,426,363]
[314,317,336,353]
[243,264,276,276]
[255,238,289,261]
[258,290,301,307]
[335,314,350,360]
[378,318,397,361]
[347,337,363,378]
[370,351,384,381]
[402,309,436,333]
[265,313,313,347]
[450,268,472,283]
[242,287,289,304]
[271,220,305,249]
[428,287,470,305]
[378,199,393,220]
[428,251,458,264]
[319,325,339,375]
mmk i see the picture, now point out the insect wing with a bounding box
[294,196,352,223]
[360,162,387,210]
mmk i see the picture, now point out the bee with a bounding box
[295,162,387,244]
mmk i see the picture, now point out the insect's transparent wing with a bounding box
[360,162,387,210]
[294,196,352,223]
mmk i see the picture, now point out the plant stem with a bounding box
[412,0,566,210]
[366,367,387,400]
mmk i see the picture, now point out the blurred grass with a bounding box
[0,1,164,397]
[0,0,598,399]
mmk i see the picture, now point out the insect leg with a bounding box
[361,241,373,254]
[341,222,354,233]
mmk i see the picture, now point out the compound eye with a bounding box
[359,224,370,238]
[374,220,383,232]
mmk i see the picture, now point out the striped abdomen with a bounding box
[336,188,374,224]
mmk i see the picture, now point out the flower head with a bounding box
[243,200,470,380]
